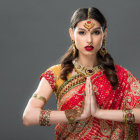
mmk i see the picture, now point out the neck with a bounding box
[76,54,98,68]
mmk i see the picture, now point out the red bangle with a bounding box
[39,110,51,126]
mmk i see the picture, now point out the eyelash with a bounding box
[79,31,100,35]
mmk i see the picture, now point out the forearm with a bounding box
[50,110,85,125]
[23,108,83,126]
[95,108,140,123]
[49,110,68,124]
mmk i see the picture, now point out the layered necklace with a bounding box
[72,58,103,77]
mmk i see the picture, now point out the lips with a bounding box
[85,46,94,51]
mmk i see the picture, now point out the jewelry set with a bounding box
[31,8,135,126]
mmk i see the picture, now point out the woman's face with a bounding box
[69,18,107,56]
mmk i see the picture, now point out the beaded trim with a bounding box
[40,70,56,91]
[123,109,135,125]
[39,110,51,126]
[58,75,86,103]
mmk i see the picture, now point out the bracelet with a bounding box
[33,94,47,104]
[65,109,82,124]
[39,110,51,126]
[65,94,85,124]
[122,109,135,125]
[125,109,135,125]
[122,109,126,123]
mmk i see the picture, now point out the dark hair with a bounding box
[59,7,118,90]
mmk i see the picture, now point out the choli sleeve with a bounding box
[123,69,140,109]
[40,65,61,92]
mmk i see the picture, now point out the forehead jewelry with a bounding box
[84,8,95,31]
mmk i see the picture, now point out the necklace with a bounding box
[72,59,103,77]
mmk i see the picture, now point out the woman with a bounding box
[23,7,140,139]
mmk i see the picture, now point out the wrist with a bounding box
[75,112,84,121]
[93,108,102,118]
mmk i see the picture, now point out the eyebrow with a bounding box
[78,27,102,31]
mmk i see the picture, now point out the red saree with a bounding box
[40,64,140,140]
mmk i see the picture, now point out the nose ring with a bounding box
[88,42,93,46]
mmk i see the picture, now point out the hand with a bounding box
[89,78,100,118]
[81,77,92,119]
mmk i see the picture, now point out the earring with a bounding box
[99,40,108,58]
[72,40,76,57]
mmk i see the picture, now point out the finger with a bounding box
[87,85,91,97]
[85,77,90,95]
[89,82,93,95]
[85,77,89,89]
[84,91,91,107]
[89,77,93,87]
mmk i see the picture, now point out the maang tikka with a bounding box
[84,8,95,31]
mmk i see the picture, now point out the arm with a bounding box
[22,76,92,126]
[89,76,140,124]
[94,108,140,123]
[22,77,70,126]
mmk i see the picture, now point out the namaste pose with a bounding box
[23,7,140,140]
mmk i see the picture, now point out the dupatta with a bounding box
[40,64,140,140]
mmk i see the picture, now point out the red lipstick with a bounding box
[85,46,94,51]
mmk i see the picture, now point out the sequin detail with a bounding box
[40,70,56,91]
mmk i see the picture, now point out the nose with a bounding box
[87,33,92,44]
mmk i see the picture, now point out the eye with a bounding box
[79,31,85,35]
[92,30,100,35]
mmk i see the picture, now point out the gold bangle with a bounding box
[124,110,127,124]
[33,94,47,104]
[122,110,125,123]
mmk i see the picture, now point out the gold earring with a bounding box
[99,40,108,58]
[72,40,76,57]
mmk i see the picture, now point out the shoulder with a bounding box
[40,64,62,80]
[45,64,62,75]
[115,64,128,73]
[40,64,62,92]
[114,64,139,82]
[115,64,131,76]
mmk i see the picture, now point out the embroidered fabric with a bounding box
[40,64,140,140]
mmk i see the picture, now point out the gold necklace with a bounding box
[72,59,103,77]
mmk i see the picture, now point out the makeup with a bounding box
[85,46,94,51]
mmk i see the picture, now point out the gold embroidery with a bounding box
[57,75,86,103]
[100,119,111,136]
[127,71,140,96]
[124,96,133,109]
[110,123,124,140]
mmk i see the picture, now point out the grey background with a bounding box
[0,0,140,140]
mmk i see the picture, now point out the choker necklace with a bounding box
[72,59,103,77]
